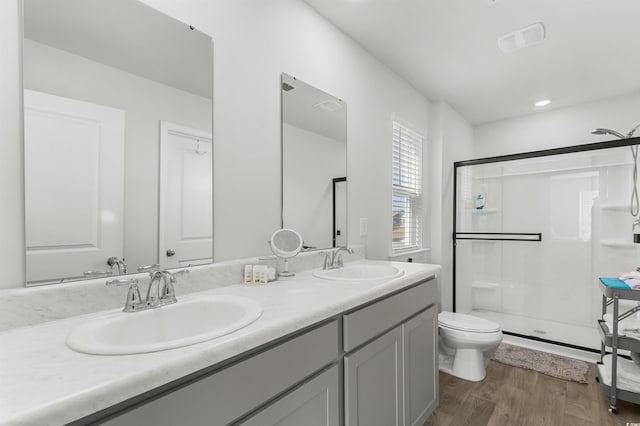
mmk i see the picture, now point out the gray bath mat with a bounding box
[492,343,589,383]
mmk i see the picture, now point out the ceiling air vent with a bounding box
[498,22,546,53]
[313,99,343,112]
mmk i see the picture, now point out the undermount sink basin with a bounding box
[313,263,404,281]
[67,295,263,355]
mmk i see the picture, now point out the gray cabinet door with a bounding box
[344,326,403,426]
[239,364,340,426]
[403,306,438,426]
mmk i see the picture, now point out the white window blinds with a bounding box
[392,120,424,252]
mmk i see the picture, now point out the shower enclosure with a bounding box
[454,137,640,351]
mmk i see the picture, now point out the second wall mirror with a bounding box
[281,73,347,250]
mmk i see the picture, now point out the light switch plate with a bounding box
[359,218,368,237]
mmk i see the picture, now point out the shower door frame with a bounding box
[452,136,640,351]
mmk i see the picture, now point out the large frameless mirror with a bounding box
[23,0,213,285]
[281,73,347,250]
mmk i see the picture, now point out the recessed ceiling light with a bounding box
[535,99,551,107]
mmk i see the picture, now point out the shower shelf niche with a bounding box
[470,208,498,214]
[599,240,637,249]
[471,281,499,290]
[598,203,630,211]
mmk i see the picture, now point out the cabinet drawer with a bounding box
[343,278,436,352]
[104,320,340,426]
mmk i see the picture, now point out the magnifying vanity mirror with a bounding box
[23,0,213,285]
[281,73,347,251]
[269,229,303,277]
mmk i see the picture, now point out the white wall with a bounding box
[429,102,474,312]
[283,123,345,249]
[23,39,212,272]
[0,0,26,289]
[139,0,431,262]
[474,92,640,158]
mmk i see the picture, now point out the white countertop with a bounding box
[0,261,440,425]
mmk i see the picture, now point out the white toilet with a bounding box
[438,312,503,382]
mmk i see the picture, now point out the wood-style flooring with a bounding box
[425,360,640,426]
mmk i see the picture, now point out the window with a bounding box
[392,120,424,252]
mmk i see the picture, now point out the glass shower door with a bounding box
[454,146,637,350]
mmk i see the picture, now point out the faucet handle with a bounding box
[158,270,186,305]
[161,274,177,303]
[137,263,161,273]
[168,268,189,277]
[107,278,142,312]
[106,278,139,286]
[84,270,112,277]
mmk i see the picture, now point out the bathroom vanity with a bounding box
[0,261,440,425]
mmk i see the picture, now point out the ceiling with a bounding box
[303,0,640,125]
[24,0,212,99]
[282,74,347,142]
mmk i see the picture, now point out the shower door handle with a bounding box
[454,232,542,242]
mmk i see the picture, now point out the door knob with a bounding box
[166,249,176,257]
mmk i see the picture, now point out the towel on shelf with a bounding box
[600,355,640,393]
[603,313,640,340]
[600,277,632,289]
[619,271,640,280]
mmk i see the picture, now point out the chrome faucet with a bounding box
[107,256,127,275]
[107,265,188,312]
[334,246,354,268]
[319,246,354,270]
[106,278,141,312]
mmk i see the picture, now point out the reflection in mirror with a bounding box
[23,0,213,285]
[281,74,347,250]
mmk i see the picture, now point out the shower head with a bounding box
[591,128,626,139]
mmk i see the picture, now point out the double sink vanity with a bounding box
[0,259,441,425]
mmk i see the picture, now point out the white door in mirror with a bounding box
[24,90,125,283]
[159,121,213,269]
[66,295,262,355]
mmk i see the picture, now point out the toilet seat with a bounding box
[438,312,500,333]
